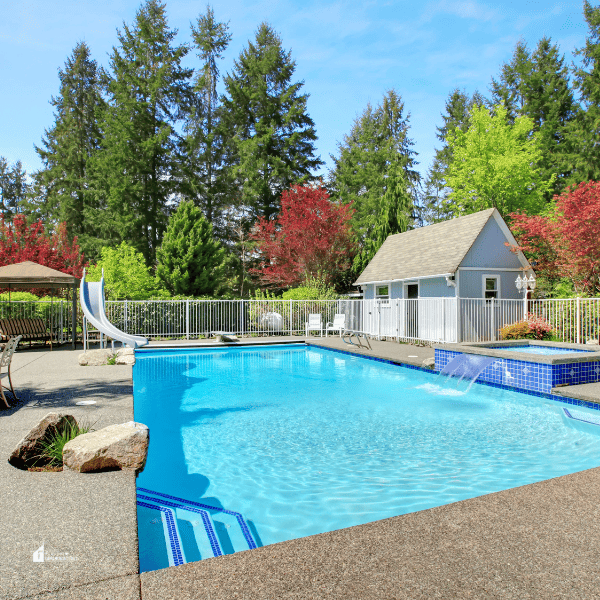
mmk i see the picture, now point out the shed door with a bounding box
[406,284,418,338]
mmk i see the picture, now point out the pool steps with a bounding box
[136,487,257,566]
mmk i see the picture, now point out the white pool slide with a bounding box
[79,269,148,348]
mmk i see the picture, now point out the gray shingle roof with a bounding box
[354,208,497,285]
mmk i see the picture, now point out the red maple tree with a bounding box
[251,185,356,289]
[509,180,600,295]
[0,215,86,283]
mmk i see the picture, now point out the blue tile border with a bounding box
[137,501,185,567]
[307,342,600,413]
[137,487,257,551]
[137,493,224,558]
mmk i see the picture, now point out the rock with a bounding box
[79,349,115,366]
[217,334,238,343]
[422,357,435,369]
[9,413,77,469]
[79,348,135,366]
[63,421,149,473]
[116,348,135,365]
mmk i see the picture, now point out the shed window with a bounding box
[376,285,389,303]
[483,276,499,300]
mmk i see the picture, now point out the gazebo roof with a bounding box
[0,261,80,289]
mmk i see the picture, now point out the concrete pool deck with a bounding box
[2,339,600,599]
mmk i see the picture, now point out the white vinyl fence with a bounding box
[2,297,600,345]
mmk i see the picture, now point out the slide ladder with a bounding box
[79,269,148,349]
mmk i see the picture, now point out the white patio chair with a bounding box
[304,314,323,337]
[1,335,22,408]
[325,314,346,337]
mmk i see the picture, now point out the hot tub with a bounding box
[434,340,600,394]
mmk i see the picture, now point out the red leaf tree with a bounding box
[0,215,86,290]
[251,185,356,289]
[509,181,600,295]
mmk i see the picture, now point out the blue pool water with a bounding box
[133,344,600,572]
[491,345,592,356]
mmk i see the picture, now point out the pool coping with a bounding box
[436,340,600,364]
[307,339,600,412]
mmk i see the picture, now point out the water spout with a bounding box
[438,354,497,391]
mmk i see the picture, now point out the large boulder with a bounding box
[9,412,77,469]
[62,421,149,473]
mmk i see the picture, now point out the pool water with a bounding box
[490,345,592,355]
[133,344,600,572]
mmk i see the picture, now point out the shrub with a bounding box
[32,419,94,468]
[499,313,554,341]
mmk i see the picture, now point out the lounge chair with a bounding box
[1,335,22,408]
[305,314,323,337]
[325,314,346,337]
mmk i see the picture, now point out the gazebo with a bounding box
[0,261,79,349]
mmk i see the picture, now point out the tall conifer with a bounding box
[571,1,600,184]
[181,5,233,237]
[97,0,192,265]
[491,38,577,196]
[33,42,104,255]
[223,22,322,222]
[329,90,418,272]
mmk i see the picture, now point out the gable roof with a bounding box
[354,208,530,285]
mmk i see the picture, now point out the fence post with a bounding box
[186,299,190,340]
[455,297,460,343]
[124,300,128,333]
[577,296,581,345]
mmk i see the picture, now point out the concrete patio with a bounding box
[2,339,600,599]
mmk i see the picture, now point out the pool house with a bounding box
[353,207,535,343]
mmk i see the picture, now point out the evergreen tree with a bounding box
[329,90,417,272]
[0,157,29,221]
[180,5,233,236]
[223,22,322,222]
[32,42,105,254]
[490,41,532,121]
[491,38,577,196]
[156,200,225,296]
[571,1,600,184]
[420,89,483,224]
[97,0,192,265]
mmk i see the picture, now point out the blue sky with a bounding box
[0,0,589,182]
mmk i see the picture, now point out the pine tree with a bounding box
[353,158,412,273]
[97,0,192,265]
[329,90,418,272]
[420,89,483,224]
[0,158,29,221]
[32,42,104,254]
[223,22,322,222]
[156,200,225,296]
[490,41,532,121]
[491,38,577,196]
[180,5,233,236]
[570,1,600,184]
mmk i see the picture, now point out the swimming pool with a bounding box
[133,344,600,572]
